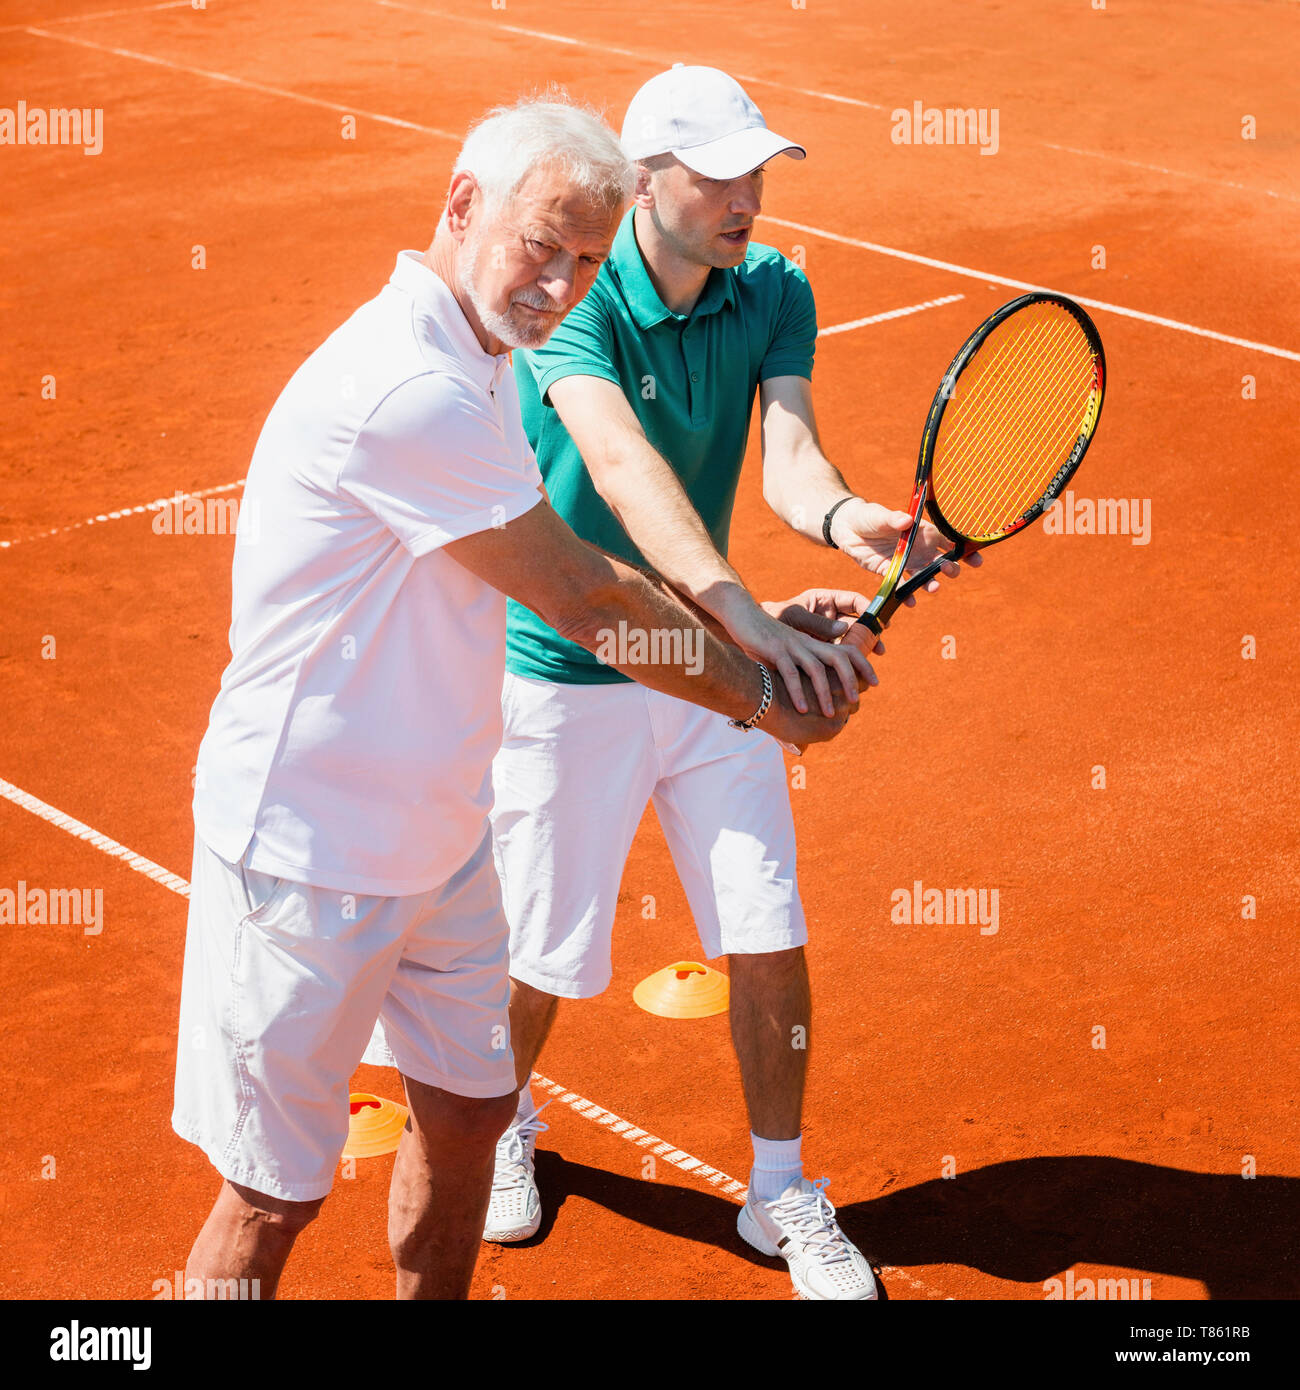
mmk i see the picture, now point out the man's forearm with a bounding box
[765,445,857,545]
[551,551,765,722]
[588,435,760,628]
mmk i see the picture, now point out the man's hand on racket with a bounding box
[827,498,982,595]
[719,593,876,720]
[761,588,885,653]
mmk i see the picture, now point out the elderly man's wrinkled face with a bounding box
[457,166,620,350]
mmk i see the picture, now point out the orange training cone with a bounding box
[343,1092,409,1158]
[633,960,730,1019]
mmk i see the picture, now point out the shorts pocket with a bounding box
[237,866,299,931]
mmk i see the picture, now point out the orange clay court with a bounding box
[1,0,1297,1302]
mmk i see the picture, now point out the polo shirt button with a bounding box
[690,372,699,382]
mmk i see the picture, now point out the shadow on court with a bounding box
[532,1152,1298,1299]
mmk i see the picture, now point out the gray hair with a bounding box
[452,95,633,218]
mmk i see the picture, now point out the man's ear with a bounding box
[445,170,479,242]
[632,161,656,211]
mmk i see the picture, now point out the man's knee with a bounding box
[226,1181,325,1237]
[403,1080,518,1146]
[466,1089,520,1141]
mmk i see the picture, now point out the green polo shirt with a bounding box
[506,206,817,684]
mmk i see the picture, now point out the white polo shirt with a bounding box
[193,251,544,895]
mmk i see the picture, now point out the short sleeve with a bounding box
[759,261,818,383]
[338,373,543,557]
[519,283,621,406]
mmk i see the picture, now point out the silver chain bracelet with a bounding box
[728,660,773,731]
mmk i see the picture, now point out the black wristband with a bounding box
[822,495,856,548]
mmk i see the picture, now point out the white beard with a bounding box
[458,230,560,351]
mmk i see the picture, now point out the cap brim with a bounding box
[672,127,806,179]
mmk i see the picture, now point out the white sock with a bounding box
[514,1079,536,1125]
[749,1132,803,1201]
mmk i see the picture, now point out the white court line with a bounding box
[0,479,244,551]
[22,24,1295,365]
[0,772,950,1299]
[372,0,889,112]
[763,214,1300,362]
[530,1073,749,1198]
[819,293,964,338]
[1041,143,1299,206]
[369,0,1294,201]
[0,0,189,36]
[0,778,191,896]
[24,25,462,138]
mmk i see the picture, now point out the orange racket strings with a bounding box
[949,338,1092,530]
[939,310,1081,491]
[935,306,1098,537]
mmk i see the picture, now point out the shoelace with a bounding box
[492,1105,551,1193]
[767,1176,852,1266]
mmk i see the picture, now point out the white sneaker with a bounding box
[482,1109,549,1243]
[738,1176,879,1300]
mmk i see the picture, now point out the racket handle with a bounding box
[853,541,968,634]
[857,608,886,636]
[857,581,909,635]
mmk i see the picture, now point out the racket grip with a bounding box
[854,540,969,634]
[856,584,905,634]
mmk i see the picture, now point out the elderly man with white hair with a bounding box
[173,97,866,1302]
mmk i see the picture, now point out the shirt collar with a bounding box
[389,250,510,392]
[608,208,737,330]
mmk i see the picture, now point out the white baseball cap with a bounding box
[621,65,806,178]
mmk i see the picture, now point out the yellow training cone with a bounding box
[343,1092,409,1158]
[633,961,730,1019]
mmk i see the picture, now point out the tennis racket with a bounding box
[856,291,1106,637]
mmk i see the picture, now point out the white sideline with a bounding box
[764,215,1300,362]
[25,25,461,138]
[0,777,191,896]
[0,1,190,35]
[0,480,245,551]
[819,293,965,337]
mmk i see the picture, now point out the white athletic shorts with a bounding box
[173,827,516,1202]
[489,672,807,999]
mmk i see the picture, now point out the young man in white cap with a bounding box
[486,68,976,1300]
[175,96,861,1303]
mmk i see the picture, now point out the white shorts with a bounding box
[173,827,516,1202]
[490,673,807,1000]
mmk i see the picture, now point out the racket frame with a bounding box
[857,291,1106,636]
